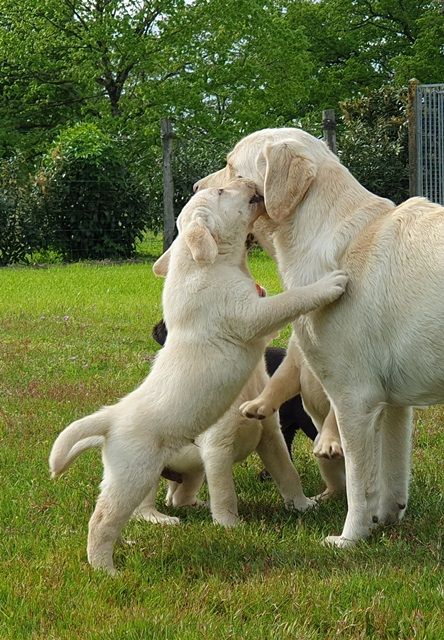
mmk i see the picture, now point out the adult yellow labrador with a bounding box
[195,128,444,547]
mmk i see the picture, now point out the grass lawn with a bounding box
[1,249,443,639]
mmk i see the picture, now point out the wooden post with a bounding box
[161,118,175,252]
[407,78,419,197]
[322,109,337,154]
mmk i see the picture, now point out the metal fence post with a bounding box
[322,109,337,154]
[161,118,176,252]
[407,78,419,197]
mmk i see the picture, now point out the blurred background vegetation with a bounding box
[1,0,443,264]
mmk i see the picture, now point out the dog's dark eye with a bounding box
[218,188,224,195]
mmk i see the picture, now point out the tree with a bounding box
[0,0,442,247]
[2,0,442,160]
[0,0,197,157]
[339,85,409,203]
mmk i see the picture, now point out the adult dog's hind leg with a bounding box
[257,416,316,512]
[324,401,382,547]
[377,406,413,526]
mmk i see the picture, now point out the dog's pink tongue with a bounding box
[255,283,267,297]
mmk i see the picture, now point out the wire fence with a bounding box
[415,83,444,205]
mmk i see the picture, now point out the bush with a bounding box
[339,85,409,204]
[37,123,150,260]
[0,156,39,266]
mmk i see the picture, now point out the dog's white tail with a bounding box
[49,408,110,478]
[60,436,105,475]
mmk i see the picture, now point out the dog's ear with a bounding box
[183,217,218,264]
[153,246,172,277]
[263,140,316,222]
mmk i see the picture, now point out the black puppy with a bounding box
[152,320,318,478]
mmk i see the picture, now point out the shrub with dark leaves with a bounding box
[0,156,39,266]
[37,123,150,260]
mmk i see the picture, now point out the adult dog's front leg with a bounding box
[324,402,382,547]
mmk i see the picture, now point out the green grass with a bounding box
[1,251,443,639]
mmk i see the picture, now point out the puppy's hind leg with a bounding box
[165,481,179,506]
[133,485,180,526]
[257,416,316,512]
[167,471,205,508]
[201,448,238,527]
[87,447,165,574]
[313,406,344,459]
[316,457,346,500]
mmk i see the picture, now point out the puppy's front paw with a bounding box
[313,488,341,502]
[313,433,344,459]
[285,496,317,513]
[239,397,276,420]
[133,508,180,525]
[323,535,356,548]
[213,513,240,527]
[316,270,348,305]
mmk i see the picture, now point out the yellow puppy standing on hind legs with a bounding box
[49,179,348,574]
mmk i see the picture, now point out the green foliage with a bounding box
[173,136,228,214]
[2,0,442,168]
[37,123,150,260]
[137,131,233,234]
[0,156,40,266]
[26,247,64,265]
[339,86,409,203]
[0,0,443,261]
